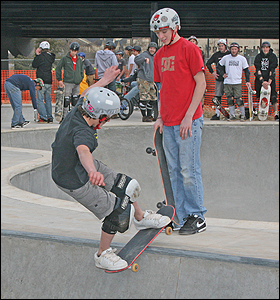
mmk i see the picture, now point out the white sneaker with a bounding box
[133,210,171,231]
[94,248,128,271]
[125,179,141,202]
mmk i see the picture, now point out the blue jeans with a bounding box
[163,116,207,226]
[36,84,53,120]
[4,81,26,126]
[124,86,139,101]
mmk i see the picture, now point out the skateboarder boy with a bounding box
[55,42,84,121]
[150,8,207,235]
[206,39,230,120]
[218,42,251,121]
[51,65,171,271]
[254,41,279,121]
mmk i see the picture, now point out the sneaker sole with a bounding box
[179,226,207,235]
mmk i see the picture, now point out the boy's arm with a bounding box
[76,145,105,186]
[180,71,206,140]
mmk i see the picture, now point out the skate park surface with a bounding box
[1,104,279,299]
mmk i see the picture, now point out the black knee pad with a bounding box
[71,95,79,106]
[102,197,132,234]
[110,173,133,202]
[235,98,243,107]
[64,96,71,107]
[227,97,234,106]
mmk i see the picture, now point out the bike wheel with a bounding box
[151,100,159,121]
[118,98,133,120]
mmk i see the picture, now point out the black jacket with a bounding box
[206,50,230,81]
[254,48,278,81]
[32,51,56,84]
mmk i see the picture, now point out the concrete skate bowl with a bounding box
[1,124,279,299]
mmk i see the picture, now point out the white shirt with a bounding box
[219,54,249,84]
[128,54,137,76]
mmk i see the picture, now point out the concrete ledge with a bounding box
[1,230,279,299]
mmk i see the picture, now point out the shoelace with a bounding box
[103,248,121,262]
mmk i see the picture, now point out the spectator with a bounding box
[51,65,171,271]
[254,41,279,121]
[218,42,251,121]
[206,39,230,120]
[134,42,158,122]
[4,75,43,129]
[188,36,206,108]
[78,52,96,87]
[188,36,206,64]
[125,45,137,77]
[95,41,118,91]
[32,40,55,123]
[115,50,127,81]
[151,7,207,234]
[56,42,84,120]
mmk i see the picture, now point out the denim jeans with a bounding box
[163,116,207,226]
[36,84,53,120]
[4,81,26,126]
[124,86,139,101]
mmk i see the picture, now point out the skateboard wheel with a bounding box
[156,202,163,209]
[131,263,139,272]
[165,226,173,235]
[146,147,153,154]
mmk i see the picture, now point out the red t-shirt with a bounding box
[70,54,77,70]
[154,37,205,126]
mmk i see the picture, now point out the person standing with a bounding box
[95,41,118,92]
[115,50,127,81]
[254,41,279,121]
[125,45,137,78]
[4,75,43,128]
[56,42,84,121]
[32,40,56,123]
[134,42,158,122]
[218,42,251,121]
[78,52,96,87]
[206,39,230,120]
[150,7,207,234]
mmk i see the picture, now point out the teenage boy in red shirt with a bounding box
[151,7,207,235]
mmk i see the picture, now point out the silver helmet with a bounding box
[150,7,181,32]
[82,87,120,119]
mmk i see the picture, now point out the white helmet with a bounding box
[150,7,181,32]
[39,41,50,49]
[217,39,227,46]
[82,87,120,119]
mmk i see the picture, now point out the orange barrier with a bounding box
[1,67,279,114]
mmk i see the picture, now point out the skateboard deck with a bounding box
[212,97,229,119]
[105,205,175,273]
[248,86,256,121]
[54,86,65,122]
[146,127,180,226]
[258,86,271,121]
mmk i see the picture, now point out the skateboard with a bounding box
[146,127,180,226]
[247,86,256,121]
[212,97,230,119]
[54,86,65,122]
[105,205,175,273]
[258,85,271,121]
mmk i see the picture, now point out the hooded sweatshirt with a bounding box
[254,48,278,81]
[32,51,56,84]
[95,49,118,78]
[134,50,155,83]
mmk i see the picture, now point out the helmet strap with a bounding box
[166,28,177,46]
[92,116,107,130]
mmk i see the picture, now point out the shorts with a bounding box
[224,84,242,99]
[137,78,157,102]
[56,159,117,220]
[215,80,225,97]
